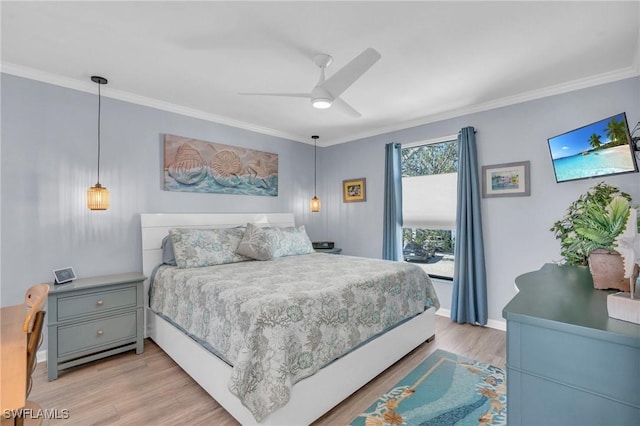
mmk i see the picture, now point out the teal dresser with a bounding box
[503,264,640,425]
[47,273,145,380]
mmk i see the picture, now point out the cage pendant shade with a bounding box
[310,135,320,212]
[87,184,110,210]
[88,75,109,210]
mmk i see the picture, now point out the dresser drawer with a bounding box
[57,312,137,358]
[511,323,639,406]
[57,286,138,321]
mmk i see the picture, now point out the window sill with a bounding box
[409,262,453,283]
[429,276,453,285]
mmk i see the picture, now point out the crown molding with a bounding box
[0,62,306,144]
[3,62,638,148]
[323,66,640,146]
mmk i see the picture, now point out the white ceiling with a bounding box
[2,1,639,146]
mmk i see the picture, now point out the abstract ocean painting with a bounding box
[163,134,278,196]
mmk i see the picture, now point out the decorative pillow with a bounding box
[169,227,251,268]
[236,222,315,260]
[161,235,177,266]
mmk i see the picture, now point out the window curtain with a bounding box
[451,127,488,325]
[382,143,403,261]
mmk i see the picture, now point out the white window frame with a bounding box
[401,134,458,280]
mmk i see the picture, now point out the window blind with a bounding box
[402,172,457,230]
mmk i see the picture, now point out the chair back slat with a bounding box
[23,284,49,333]
[26,310,46,398]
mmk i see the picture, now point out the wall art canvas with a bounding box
[163,134,278,196]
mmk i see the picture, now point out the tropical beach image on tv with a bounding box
[547,112,638,183]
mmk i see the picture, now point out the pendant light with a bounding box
[310,135,321,212]
[87,76,110,210]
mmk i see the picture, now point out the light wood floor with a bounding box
[30,316,505,425]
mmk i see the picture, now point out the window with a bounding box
[401,137,458,279]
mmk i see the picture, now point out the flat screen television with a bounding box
[547,112,638,183]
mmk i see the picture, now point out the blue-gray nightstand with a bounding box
[47,272,145,380]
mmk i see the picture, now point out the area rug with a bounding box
[349,349,506,426]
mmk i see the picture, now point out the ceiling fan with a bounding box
[240,47,381,118]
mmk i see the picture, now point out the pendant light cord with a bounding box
[96,81,102,185]
[310,135,320,212]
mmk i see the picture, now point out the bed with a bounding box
[141,213,438,425]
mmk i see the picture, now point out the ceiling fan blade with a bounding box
[238,92,310,98]
[321,48,381,98]
[332,97,362,118]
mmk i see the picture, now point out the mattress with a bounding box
[149,253,439,421]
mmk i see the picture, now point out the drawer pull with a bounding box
[97,330,104,336]
[96,300,104,306]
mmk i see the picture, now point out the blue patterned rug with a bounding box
[349,349,506,426]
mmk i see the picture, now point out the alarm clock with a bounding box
[312,241,335,249]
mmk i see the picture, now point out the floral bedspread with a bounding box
[150,253,439,421]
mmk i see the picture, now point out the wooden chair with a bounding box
[3,284,50,426]
[23,284,49,332]
[23,284,49,399]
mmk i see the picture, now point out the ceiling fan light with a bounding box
[312,98,332,109]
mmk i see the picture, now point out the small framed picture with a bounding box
[343,178,366,203]
[53,267,77,285]
[482,161,530,198]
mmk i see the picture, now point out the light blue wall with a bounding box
[2,73,639,327]
[0,74,321,305]
[317,77,640,324]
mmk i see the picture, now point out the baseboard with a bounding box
[37,349,46,364]
[486,318,507,331]
[436,308,506,331]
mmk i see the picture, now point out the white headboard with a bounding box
[140,212,296,280]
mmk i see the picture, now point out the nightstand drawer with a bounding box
[57,286,137,321]
[57,312,137,358]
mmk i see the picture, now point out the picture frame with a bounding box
[343,178,367,203]
[53,267,77,285]
[481,161,530,198]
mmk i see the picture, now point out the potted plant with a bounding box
[550,182,640,291]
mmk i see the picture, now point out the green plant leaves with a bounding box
[550,182,635,266]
